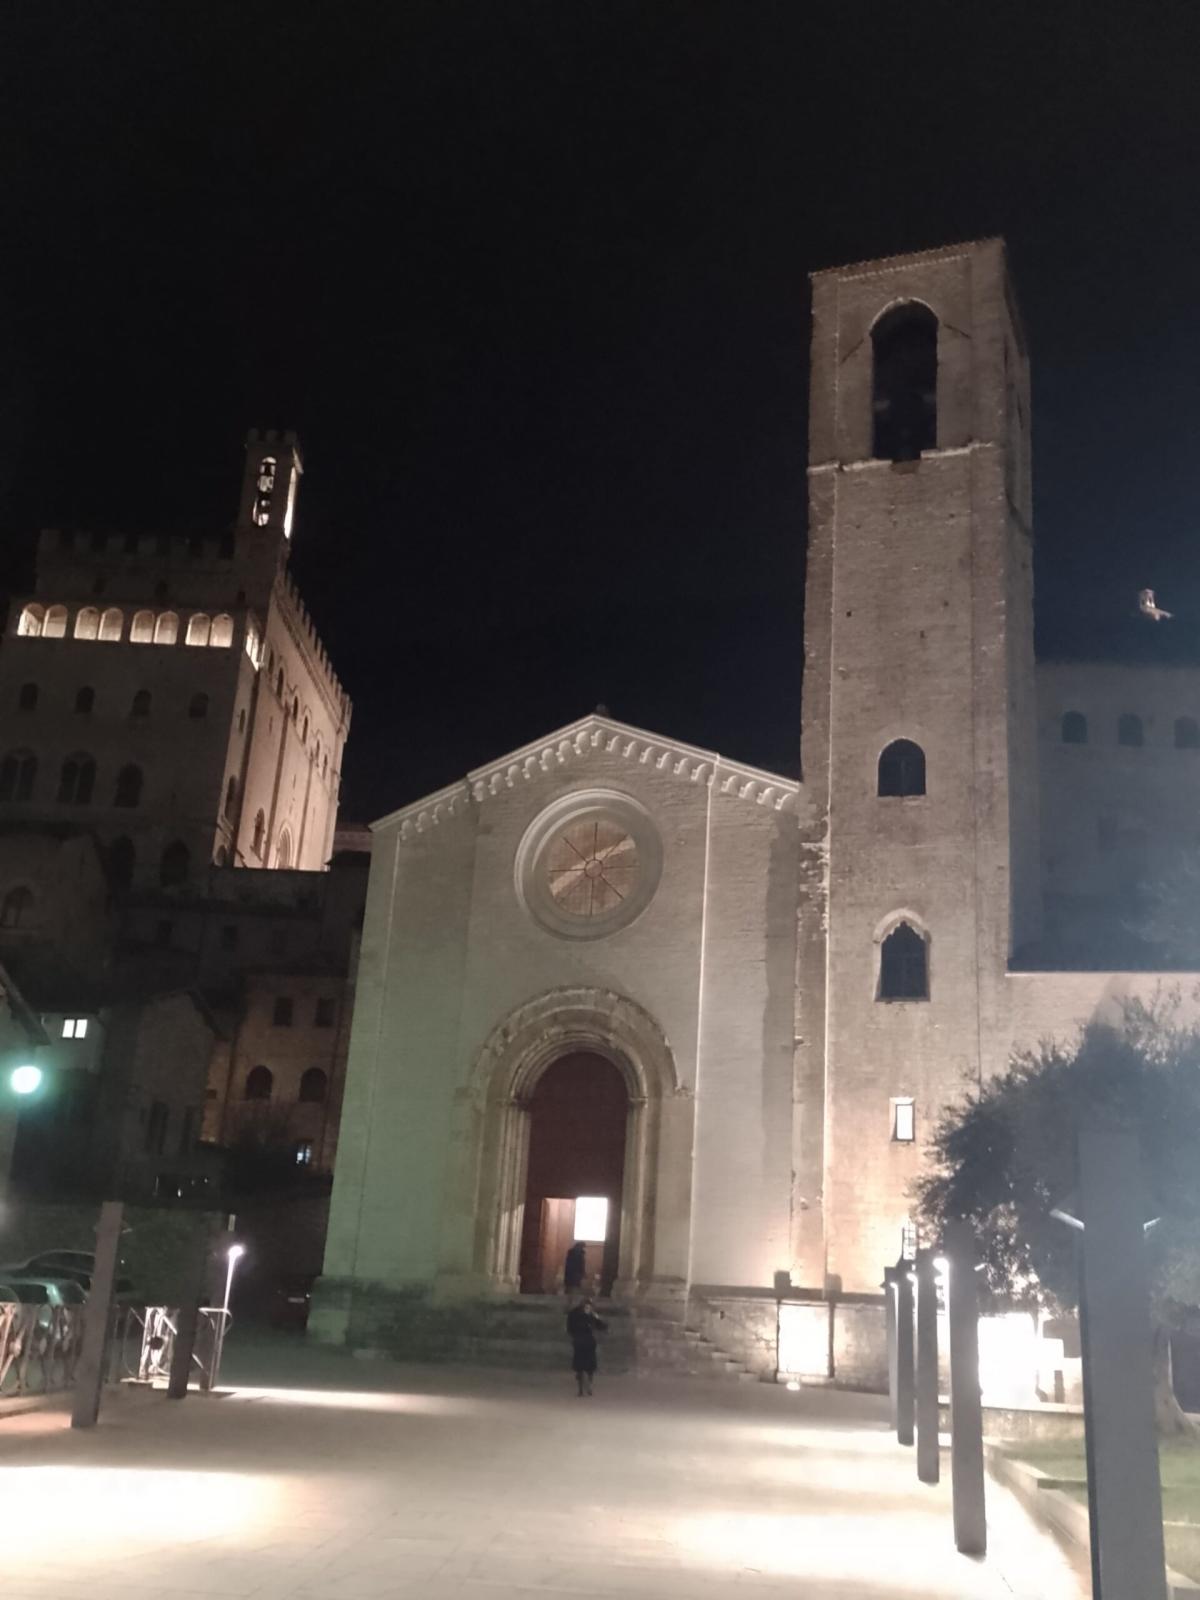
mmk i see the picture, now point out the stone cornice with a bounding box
[373,715,800,841]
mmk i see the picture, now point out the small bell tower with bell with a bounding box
[235,429,304,603]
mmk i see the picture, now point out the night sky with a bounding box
[2,4,1198,821]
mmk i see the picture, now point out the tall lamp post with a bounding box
[210,1242,245,1388]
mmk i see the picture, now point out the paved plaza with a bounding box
[0,1339,1086,1599]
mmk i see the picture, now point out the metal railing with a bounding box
[1,1302,232,1401]
[0,1302,83,1398]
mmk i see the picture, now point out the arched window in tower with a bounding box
[1118,713,1144,748]
[1061,711,1088,745]
[877,739,926,797]
[18,604,44,637]
[1175,716,1200,750]
[224,776,237,818]
[252,809,266,856]
[871,302,938,462]
[210,613,234,648]
[299,1067,327,1104]
[160,839,191,887]
[188,692,209,720]
[302,716,309,745]
[109,836,135,889]
[275,828,293,870]
[322,754,329,780]
[0,886,33,929]
[292,696,299,724]
[154,611,179,646]
[99,608,123,642]
[114,764,143,808]
[131,689,151,718]
[878,921,929,1001]
[275,668,285,699]
[253,457,276,527]
[186,613,211,647]
[74,686,95,715]
[0,750,36,802]
[18,683,37,712]
[58,753,96,805]
[244,1064,273,1101]
[43,605,68,639]
[130,609,154,644]
[74,607,100,641]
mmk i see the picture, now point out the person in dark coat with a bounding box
[566,1297,607,1396]
[563,1239,586,1293]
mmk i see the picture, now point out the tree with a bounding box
[916,995,1200,1434]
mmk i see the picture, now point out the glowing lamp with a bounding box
[10,1064,42,1096]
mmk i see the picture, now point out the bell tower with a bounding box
[795,239,1039,1292]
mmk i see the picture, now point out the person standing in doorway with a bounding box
[566,1296,607,1397]
[563,1238,586,1295]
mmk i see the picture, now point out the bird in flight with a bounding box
[1138,588,1172,622]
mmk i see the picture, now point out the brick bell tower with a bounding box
[794,240,1040,1293]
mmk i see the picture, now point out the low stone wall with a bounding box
[692,1290,888,1392]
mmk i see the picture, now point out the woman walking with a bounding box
[566,1296,607,1396]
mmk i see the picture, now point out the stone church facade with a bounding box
[313,240,1200,1380]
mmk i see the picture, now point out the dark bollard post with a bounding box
[915,1248,940,1484]
[895,1256,915,1447]
[883,1266,899,1431]
[1078,1129,1167,1600]
[71,1200,123,1429]
[946,1220,986,1555]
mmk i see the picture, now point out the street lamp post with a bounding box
[209,1243,244,1389]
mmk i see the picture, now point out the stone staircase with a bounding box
[356,1294,763,1382]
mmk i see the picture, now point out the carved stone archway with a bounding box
[443,987,691,1301]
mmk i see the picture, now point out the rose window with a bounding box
[544,818,640,919]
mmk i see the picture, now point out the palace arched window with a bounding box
[877,739,926,797]
[18,683,37,712]
[188,692,209,720]
[275,828,293,870]
[210,613,234,648]
[109,836,135,889]
[1175,716,1200,750]
[130,610,154,644]
[114,764,143,808]
[878,921,929,1001]
[252,809,266,855]
[224,776,237,818]
[43,605,68,639]
[0,886,33,929]
[74,686,94,714]
[18,604,44,637]
[131,689,151,718]
[872,302,938,462]
[99,607,123,642]
[74,607,100,641]
[154,611,179,646]
[185,613,211,647]
[1118,713,1144,748]
[160,839,190,887]
[0,749,36,802]
[1061,711,1088,745]
[244,1065,273,1101]
[58,752,96,805]
[299,1067,327,1104]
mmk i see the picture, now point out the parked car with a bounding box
[0,1277,86,1308]
[0,1251,138,1302]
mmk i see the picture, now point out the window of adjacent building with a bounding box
[1117,713,1144,748]
[57,752,96,805]
[99,607,123,642]
[219,923,239,952]
[272,996,294,1027]
[871,302,938,462]
[74,686,95,714]
[299,1067,327,1104]
[185,613,211,647]
[153,611,179,646]
[74,606,100,641]
[145,1100,169,1156]
[18,683,37,712]
[891,1098,916,1142]
[314,997,335,1028]
[61,1016,89,1039]
[1061,711,1087,745]
[159,839,190,887]
[130,609,154,644]
[211,613,234,648]
[294,1140,314,1166]
[245,1065,273,1101]
[0,886,33,928]
[878,922,929,1001]
[43,605,67,639]
[114,764,143,808]
[1175,716,1200,750]
[877,738,926,798]
[0,749,36,802]
[131,689,152,718]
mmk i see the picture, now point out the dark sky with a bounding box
[2,3,1198,820]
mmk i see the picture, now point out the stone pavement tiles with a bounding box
[0,1358,1087,1599]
